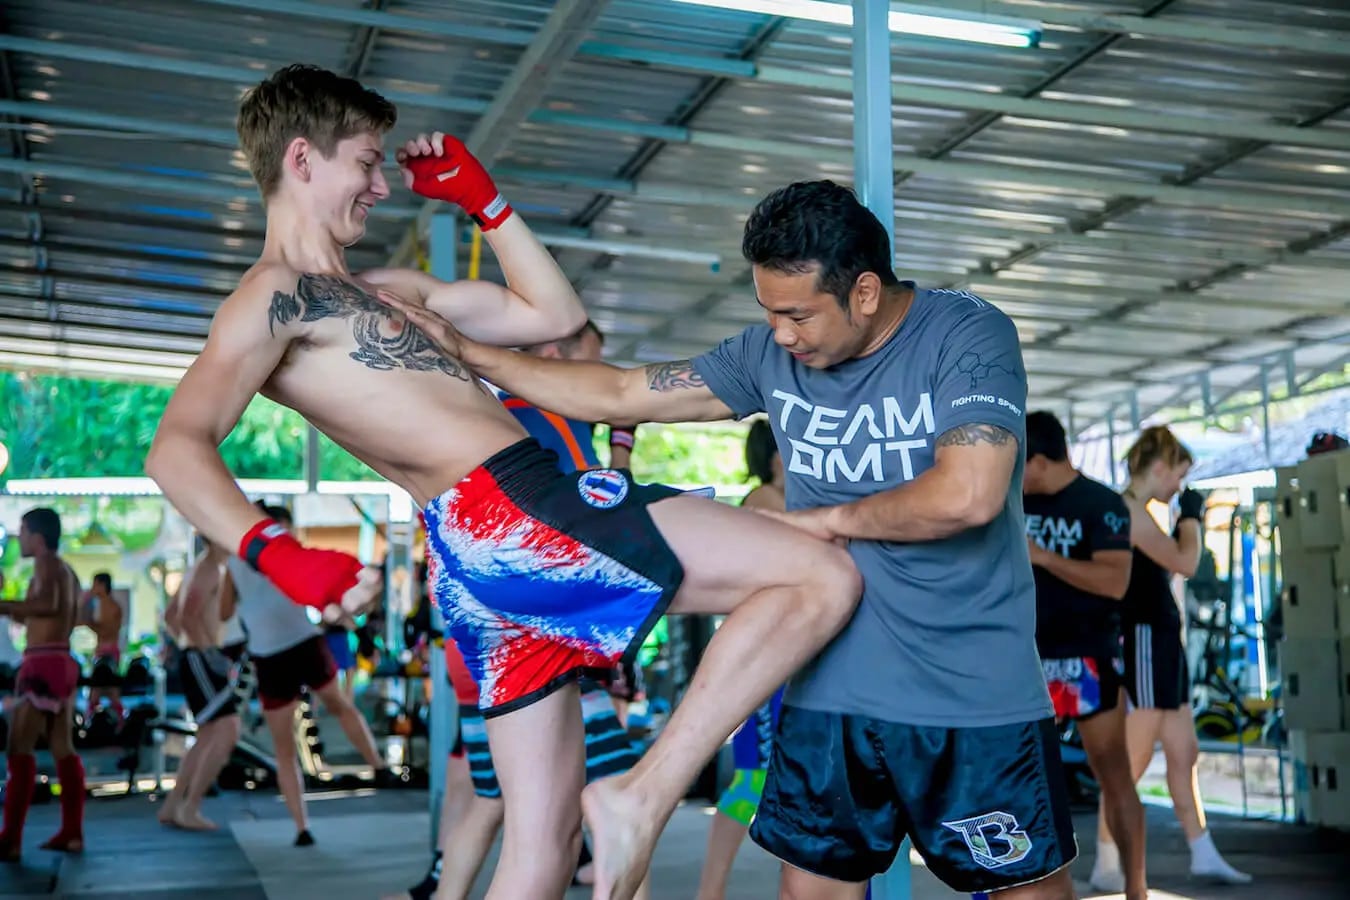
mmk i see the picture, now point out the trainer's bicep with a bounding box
[628,360,734,422]
[933,424,1019,522]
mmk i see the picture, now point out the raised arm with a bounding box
[1126,493,1202,578]
[145,268,299,549]
[361,131,586,346]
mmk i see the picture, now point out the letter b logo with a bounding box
[941,811,1034,870]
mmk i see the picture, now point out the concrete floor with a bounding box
[0,784,1345,899]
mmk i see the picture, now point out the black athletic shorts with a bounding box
[252,635,337,711]
[749,706,1077,893]
[1042,655,1125,721]
[89,655,121,688]
[179,648,240,725]
[1124,623,1190,710]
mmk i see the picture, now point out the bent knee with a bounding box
[804,545,862,621]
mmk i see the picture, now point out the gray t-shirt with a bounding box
[225,556,319,658]
[692,286,1051,727]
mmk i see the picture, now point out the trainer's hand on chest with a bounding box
[377,291,465,358]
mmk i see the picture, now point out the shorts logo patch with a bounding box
[577,469,629,509]
[942,811,1034,870]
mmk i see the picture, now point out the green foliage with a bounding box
[595,421,753,490]
[0,372,754,492]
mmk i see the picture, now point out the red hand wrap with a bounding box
[239,519,362,610]
[405,135,512,230]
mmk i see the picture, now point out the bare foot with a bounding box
[40,833,83,853]
[581,775,661,900]
[171,808,218,832]
[157,798,179,826]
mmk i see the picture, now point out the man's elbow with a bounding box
[1108,572,1131,601]
[958,487,1006,528]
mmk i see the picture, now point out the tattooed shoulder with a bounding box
[644,360,707,392]
[936,423,1015,447]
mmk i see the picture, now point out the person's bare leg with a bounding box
[379,755,474,900]
[779,865,868,900]
[696,812,752,900]
[434,794,505,900]
[315,679,385,771]
[175,715,242,830]
[990,867,1075,899]
[1093,707,1160,891]
[161,731,206,824]
[584,496,862,900]
[0,702,43,859]
[1158,709,1250,883]
[263,703,311,839]
[482,684,585,900]
[1078,695,1147,900]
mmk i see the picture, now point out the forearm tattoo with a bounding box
[267,274,469,381]
[936,423,1015,447]
[644,360,706,392]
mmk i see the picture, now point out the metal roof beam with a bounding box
[749,68,1350,153]
[186,0,1350,61]
[389,0,611,265]
[0,36,488,117]
[935,0,1350,58]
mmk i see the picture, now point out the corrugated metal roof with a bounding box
[1,0,1348,431]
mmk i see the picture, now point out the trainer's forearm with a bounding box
[483,216,586,335]
[826,466,987,542]
[465,342,636,422]
[1034,554,1128,600]
[145,433,267,553]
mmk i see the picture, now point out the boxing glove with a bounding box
[239,519,363,611]
[1177,487,1206,523]
[404,135,512,230]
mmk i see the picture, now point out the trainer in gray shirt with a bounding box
[693,286,1050,728]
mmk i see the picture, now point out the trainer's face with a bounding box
[753,266,867,369]
[1022,455,1048,494]
[310,132,390,246]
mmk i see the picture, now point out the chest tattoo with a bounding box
[267,273,470,381]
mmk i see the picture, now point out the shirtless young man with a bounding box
[159,538,241,832]
[145,64,858,900]
[82,572,125,722]
[0,508,86,859]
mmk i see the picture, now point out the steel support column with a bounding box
[426,213,457,845]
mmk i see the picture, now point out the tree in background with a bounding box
[1,372,753,488]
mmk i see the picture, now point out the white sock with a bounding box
[1189,830,1252,882]
[1095,839,1121,872]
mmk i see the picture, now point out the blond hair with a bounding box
[237,64,397,200]
[1124,425,1193,477]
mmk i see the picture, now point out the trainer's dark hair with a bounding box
[20,507,61,551]
[92,572,113,591]
[742,180,899,308]
[745,419,779,485]
[1025,411,1069,463]
[256,501,294,528]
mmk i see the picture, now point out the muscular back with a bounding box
[173,553,225,649]
[253,268,527,503]
[24,556,79,646]
[89,594,123,646]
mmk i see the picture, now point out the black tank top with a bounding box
[1121,545,1182,633]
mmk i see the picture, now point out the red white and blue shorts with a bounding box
[424,439,685,717]
[1041,655,1124,721]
